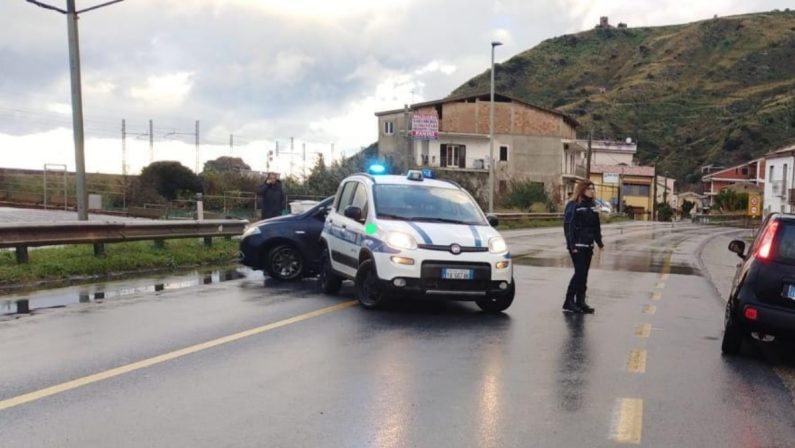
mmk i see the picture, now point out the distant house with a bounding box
[374,92,581,204]
[763,144,795,214]
[677,192,707,215]
[701,159,765,206]
[589,164,656,220]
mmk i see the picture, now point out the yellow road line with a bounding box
[0,300,358,412]
[651,291,662,301]
[660,250,672,275]
[627,350,647,373]
[611,398,644,444]
[642,304,656,315]
[635,323,652,338]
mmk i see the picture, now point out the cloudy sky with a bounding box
[1,0,791,176]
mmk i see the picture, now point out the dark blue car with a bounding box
[239,197,334,281]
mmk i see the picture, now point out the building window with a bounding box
[383,121,394,135]
[440,144,466,168]
[499,145,509,162]
[770,165,775,182]
[741,167,749,176]
[623,184,650,197]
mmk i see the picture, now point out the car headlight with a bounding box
[385,231,417,251]
[488,236,508,254]
[242,225,261,238]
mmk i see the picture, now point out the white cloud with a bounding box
[46,103,71,115]
[271,52,316,85]
[129,72,194,108]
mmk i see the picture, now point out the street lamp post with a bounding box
[488,41,502,214]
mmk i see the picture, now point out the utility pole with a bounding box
[121,119,127,176]
[585,128,593,179]
[26,0,126,220]
[149,119,154,163]
[488,41,503,214]
[290,137,294,177]
[331,143,335,161]
[302,142,307,179]
[653,167,658,221]
[229,134,234,154]
[195,120,200,173]
[121,119,127,208]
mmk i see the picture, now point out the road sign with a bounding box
[603,173,619,184]
[748,193,762,218]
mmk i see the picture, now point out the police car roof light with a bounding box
[406,170,424,181]
[368,163,387,175]
[421,169,436,179]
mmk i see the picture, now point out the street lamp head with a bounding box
[491,41,503,47]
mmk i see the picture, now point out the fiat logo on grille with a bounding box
[450,244,462,255]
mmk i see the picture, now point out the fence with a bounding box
[691,213,762,229]
[0,219,248,264]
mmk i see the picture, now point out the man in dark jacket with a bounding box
[258,173,287,220]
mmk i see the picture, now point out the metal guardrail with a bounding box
[691,214,761,229]
[493,212,564,222]
[0,219,248,264]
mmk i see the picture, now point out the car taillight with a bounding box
[756,220,780,260]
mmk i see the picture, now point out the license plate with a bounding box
[787,285,795,300]
[441,268,473,280]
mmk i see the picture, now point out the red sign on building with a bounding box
[411,114,439,140]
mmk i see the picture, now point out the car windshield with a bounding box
[373,184,486,225]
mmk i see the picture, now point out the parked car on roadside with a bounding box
[239,197,334,281]
[722,213,795,354]
[594,198,612,214]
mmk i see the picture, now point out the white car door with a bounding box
[327,180,360,278]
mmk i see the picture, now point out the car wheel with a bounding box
[721,318,744,355]
[476,281,515,313]
[318,250,343,295]
[266,244,304,281]
[355,260,387,309]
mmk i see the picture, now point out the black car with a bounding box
[239,197,334,281]
[723,213,795,354]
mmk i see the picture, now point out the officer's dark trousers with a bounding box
[565,248,593,305]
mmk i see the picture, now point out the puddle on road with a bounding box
[1,266,253,316]
[515,252,699,275]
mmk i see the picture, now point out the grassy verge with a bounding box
[497,214,633,230]
[0,238,239,287]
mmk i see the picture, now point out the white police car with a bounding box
[318,168,514,312]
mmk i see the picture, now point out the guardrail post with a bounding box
[16,299,30,314]
[15,246,29,264]
[204,236,212,247]
[93,243,106,257]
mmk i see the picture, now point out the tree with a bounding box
[504,180,551,211]
[139,161,203,201]
[657,202,674,221]
[202,156,251,174]
[714,189,748,212]
[682,199,696,217]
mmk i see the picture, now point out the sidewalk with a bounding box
[698,228,755,301]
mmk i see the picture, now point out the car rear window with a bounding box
[774,222,795,263]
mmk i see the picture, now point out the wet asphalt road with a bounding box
[2,223,795,447]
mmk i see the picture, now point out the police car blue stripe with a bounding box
[407,222,432,244]
[468,225,482,247]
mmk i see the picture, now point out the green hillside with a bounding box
[452,10,795,183]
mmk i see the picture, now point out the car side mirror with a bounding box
[487,214,499,227]
[728,240,746,259]
[344,206,363,222]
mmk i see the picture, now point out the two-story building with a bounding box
[589,164,656,220]
[375,92,581,204]
[763,144,795,214]
[701,159,765,206]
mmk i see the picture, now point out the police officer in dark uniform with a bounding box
[563,180,604,314]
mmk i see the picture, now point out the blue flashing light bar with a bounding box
[421,168,436,179]
[368,163,387,175]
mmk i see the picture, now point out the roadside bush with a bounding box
[657,202,674,221]
[505,180,551,211]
